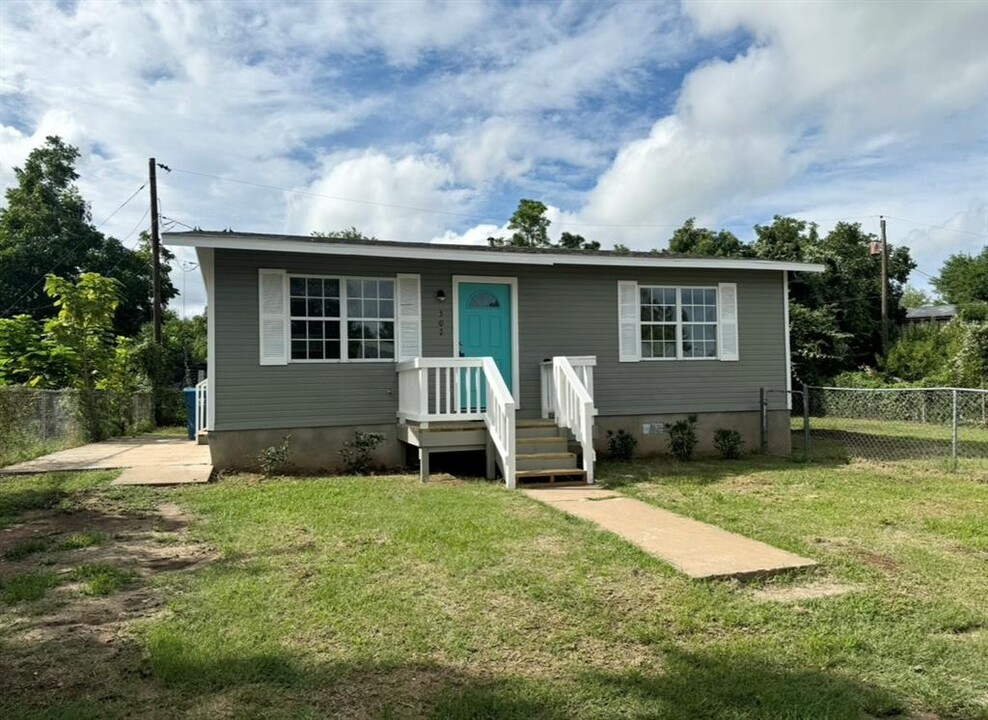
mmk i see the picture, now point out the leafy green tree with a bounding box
[311,227,378,241]
[489,199,552,247]
[0,314,73,387]
[558,232,601,251]
[788,304,852,386]
[669,218,750,257]
[933,247,988,305]
[86,232,177,337]
[900,286,935,309]
[0,137,176,336]
[751,215,817,262]
[43,273,121,440]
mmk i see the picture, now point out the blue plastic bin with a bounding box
[183,387,197,440]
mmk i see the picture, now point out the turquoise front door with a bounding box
[458,282,513,408]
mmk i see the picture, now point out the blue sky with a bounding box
[1,0,986,315]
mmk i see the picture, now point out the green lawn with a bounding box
[1,458,986,719]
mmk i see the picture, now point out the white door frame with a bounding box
[451,275,521,407]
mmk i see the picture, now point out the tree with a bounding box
[558,232,601,251]
[43,273,121,440]
[665,215,917,383]
[669,218,749,257]
[0,137,176,336]
[489,199,552,248]
[933,247,988,305]
[900,286,935,309]
[0,314,72,387]
[86,232,177,337]
[311,227,379,241]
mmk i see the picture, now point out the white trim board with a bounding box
[451,275,521,408]
[196,247,216,432]
[165,233,825,274]
[783,271,792,410]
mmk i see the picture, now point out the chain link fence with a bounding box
[762,386,988,473]
[0,388,154,467]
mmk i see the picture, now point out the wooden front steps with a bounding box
[514,420,586,484]
[399,418,589,486]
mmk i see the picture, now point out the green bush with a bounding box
[257,435,293,476]
[340,431,384,474]
[713,428,745,459]
[667,415,698,462]
[606,429,638,460]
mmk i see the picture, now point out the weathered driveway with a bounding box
[0,435,211,485]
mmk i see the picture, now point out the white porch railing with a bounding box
[194,378,208,439]
[540,356,596,419]
[397,357,516,488]
[546,356,596,484]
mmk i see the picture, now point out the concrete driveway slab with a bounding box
[1,435,211,484]
[524,486,816,580]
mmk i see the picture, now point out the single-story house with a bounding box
[904,304,957,328]
[164,231,824,488]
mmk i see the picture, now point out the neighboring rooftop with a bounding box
[163,230,825,273]
[905,304,958,320]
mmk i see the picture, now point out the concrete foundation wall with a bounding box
[208,423,402,472]
[595,409,790,457]
[208,408,789,472]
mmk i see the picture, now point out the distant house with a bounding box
[904,304,957,328]
[164,231,823,487]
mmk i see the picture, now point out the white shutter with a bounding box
[396,273,422,361]
[258,269,288,366]
[718,282,739,361]
[617,280,640,362]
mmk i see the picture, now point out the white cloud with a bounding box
[0,0,984,314]
[287,150,474,242]
[578,0,988,247]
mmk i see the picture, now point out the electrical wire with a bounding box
[2,183,150,317]
[882,215,988,239]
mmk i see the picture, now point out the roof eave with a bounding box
[163,232,826,273]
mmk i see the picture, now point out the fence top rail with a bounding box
[813,386,987,394]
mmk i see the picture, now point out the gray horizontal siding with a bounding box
[213,248,789,431]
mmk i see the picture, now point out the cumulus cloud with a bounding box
[286,150,474,242]
[0,0,984,312]
[578,0,988,247]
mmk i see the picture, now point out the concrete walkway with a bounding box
[523,486,816,580]
[0,435,211,486]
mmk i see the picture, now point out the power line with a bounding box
[2,183,151,317]
[94,183,147,230]
[884,215,988,239]
[169,166,887,232]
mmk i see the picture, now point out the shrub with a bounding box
[713,428,745,459]
[340,431,384,474]
[257,435,292,476]
[606,429,638,460]
[667,415,698,462]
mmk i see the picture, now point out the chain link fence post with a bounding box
[952,389,959,471]
[802,384,811,459]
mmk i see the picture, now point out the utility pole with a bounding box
[880,216,889,355]
[149,158,162,344]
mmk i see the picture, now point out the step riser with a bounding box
[517,439,568,454]
[516,425,564,439]
[516,455,578,472]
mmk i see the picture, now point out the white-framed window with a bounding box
[639,286,718,360]
[288,275,394,362]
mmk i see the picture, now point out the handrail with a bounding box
[396,357,516,488]
[194,378,208,439]
[551,357,596,484]
[541,356,595,418]
[480,357,516,489]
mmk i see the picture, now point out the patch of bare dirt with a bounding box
[750,580,860,603]
[0,498,217,702]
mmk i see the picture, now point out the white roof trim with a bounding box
[163,233,826,273]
